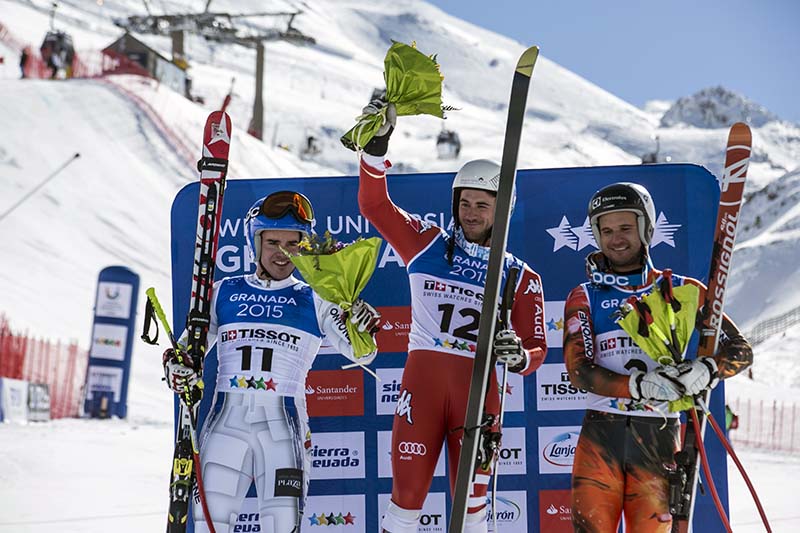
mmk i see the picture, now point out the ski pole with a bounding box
[0,152,80,223]
[688,406,732,533]
[144,287,217,533]
[697,398,772,532]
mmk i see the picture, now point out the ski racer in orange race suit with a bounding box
[355,97,547,533]
[563,182,753,533]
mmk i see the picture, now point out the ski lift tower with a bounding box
[114,5,314,140]
[225,14,315,140]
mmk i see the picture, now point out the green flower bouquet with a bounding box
[341,41,449,151]
[290,232,383,359]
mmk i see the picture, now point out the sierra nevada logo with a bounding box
[546,213,681,251]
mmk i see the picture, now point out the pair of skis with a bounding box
[142,111,232,533]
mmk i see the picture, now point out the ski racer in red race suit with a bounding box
[356,97,547,533]
[563,182,753,533]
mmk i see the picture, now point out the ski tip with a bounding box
[516,46,540,77]
[729,122,752,145]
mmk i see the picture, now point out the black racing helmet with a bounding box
[588,182,656,246]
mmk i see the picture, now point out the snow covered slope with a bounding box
[2,0,799,339]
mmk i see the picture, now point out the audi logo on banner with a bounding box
[398,441,427,455]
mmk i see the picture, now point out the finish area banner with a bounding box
[170,163,728,532]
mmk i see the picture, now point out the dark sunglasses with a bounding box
[260,191,314,223]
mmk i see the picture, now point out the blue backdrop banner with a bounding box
[170,163,728,532]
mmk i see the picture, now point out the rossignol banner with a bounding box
[83,265,140,419]
[170,164,729,532]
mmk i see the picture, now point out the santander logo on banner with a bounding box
[305,370,364,417]
[375,306,412,354]
[538,489,573,532]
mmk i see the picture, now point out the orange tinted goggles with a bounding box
[260,191,314,223]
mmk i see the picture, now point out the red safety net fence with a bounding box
[0,315,88,419]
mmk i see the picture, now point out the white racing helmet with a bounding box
[450,159,516,225]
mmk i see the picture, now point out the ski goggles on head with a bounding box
[259,191,315,223]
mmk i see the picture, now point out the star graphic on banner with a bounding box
[505,383,514,396]
[317,513,328,525]
[547,317,564,331]
[326,513,337,524]
[334,513,345,525]
[255,377,266,390]
[343,512,356,524]
[247,376,257,389]
[468,343,476,352]
[265,378,277,391]
[237,376,247,388]
[546,215,578,251]
[650,212,682,248]
[229,376,239,388]
[308,513,319,526]
[433,337,443,346]
[571,216,598,250]
[443,339,452,349]
[458,341,469,351]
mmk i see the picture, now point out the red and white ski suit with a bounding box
[358,155,547,529]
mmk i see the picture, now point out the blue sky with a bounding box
[427,0,800,124]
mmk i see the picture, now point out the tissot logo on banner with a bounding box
[538,489,573,532]
[305,494,365,531]
[306,369,364,417]
[496,365,524,412]
[375,367,405,415]
[375,306,412,353]
[379,492,446,533]
[377,430,445,478]
[544,301,565,349]
[546,212,681,252]
[538,426,581,474]
[486,490,527,531]
[497,427,526,475]
[536,363,587,411]
[310,432,365,480]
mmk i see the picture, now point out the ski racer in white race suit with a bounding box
[163,191,380,533]
[356,97,547,533]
